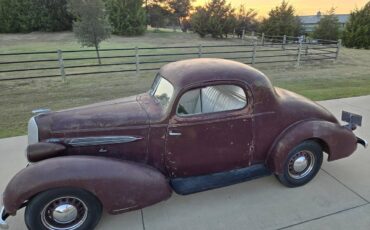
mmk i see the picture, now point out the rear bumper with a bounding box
[357,137,368,148]
[0,205,8,229]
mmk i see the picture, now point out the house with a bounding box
[299,12,350,33]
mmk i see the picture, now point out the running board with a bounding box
[170,164,271,195]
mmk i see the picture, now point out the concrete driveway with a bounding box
[0,95,369,230]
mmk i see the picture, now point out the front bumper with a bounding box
[0,205,8,229]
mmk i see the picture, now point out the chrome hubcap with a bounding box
[288,150,315,179]
[52,204,78,224]
[41,196,88,230]
[293,156,308,173]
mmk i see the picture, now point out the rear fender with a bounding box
[266,120,357,174]
[3,156,172,215]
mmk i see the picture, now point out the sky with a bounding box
[194,0,368,17]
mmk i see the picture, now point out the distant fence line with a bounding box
[0,35,341,82]
[238,30,338,45]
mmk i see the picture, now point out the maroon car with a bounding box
[0,59,367,230]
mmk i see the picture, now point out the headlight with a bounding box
[27,142,66,162]
[27,117,39,145]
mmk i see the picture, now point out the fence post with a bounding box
[242,29,245,40]
[252,41,257,65]
[198,44,203,58]
[135,46,140,75]
[335,39,342,61]
[282,35,287,50]
[261,33,265,46]
[296,39,303,67]
[305,45,309,56]
[251,31,255,37]
[57,49,66,81]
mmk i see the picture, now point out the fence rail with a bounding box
[0,35,341,82]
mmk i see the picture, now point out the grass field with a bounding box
[0,31,369,138]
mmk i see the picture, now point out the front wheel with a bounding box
[276,141,323,187]
[25,188,102,230]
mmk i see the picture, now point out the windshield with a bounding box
[152,75,174,111]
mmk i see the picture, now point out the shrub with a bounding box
[105,0,146,36]
[0,0,72,33]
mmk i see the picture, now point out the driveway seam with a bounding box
[321,169,369,203]
[141,209,146,230]
[275,203,370,230]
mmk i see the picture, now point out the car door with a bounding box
[165,83,254,178]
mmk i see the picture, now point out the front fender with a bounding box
[3,156,172,215]
[266,120,357,174]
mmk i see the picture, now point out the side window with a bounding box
[177,84,247,116]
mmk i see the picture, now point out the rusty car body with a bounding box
[0,58,367,230]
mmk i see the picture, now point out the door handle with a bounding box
[169,130,182,136]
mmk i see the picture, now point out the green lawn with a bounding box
[275,74,370,100]
[0,31,369,138]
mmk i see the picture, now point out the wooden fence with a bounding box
[0,35,340,82]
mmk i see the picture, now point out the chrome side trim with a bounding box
[112,205,139,214]
[357,137,368,148]
[47,136,143,147]
[0,206,9,229]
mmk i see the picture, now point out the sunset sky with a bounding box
[194,0,368,17]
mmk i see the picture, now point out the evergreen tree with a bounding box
[190,6,208,37]
[147,4,172,29]
[0,0,35,32]
[342,2,370,49]
[260,1,302,36]
[167,0,194,32]
[235,5,259,37]
[190,0,235,38]
[313,8,340,40]
[34,0,73,32]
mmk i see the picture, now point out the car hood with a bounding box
[35,94,150,140]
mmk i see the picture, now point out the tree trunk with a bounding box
[178,17,184,32]
[95,44,101,65]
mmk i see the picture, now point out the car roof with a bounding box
[159,58,273,91]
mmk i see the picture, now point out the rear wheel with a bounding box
[25,188,102,230]
[276,141,323,187]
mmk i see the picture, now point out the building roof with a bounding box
[299,13,350,24]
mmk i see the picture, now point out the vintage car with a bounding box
[0,58,367,230]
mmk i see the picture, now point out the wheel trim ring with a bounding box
[41,196,88,230]
[288,150,316,180]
